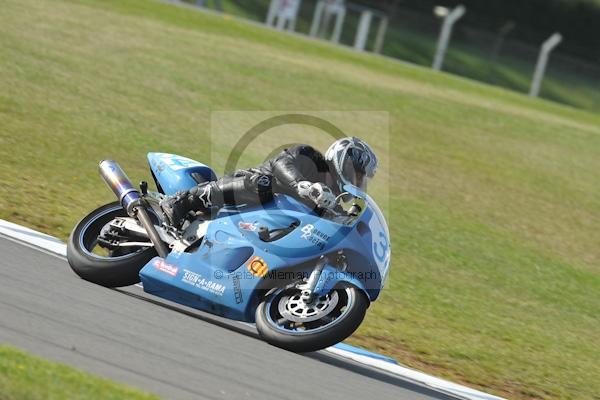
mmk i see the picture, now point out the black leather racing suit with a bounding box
[175,145,335,218]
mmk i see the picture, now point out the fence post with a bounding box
[310,0,325,37]
[432,5,466,71]
[490,20,515,62]
[266,0,277,26]
[331,7,346,43]
[276,13,286,30]
[354,10,373,51]
[529,32,562,97]
[266,0,301,32]
[373,16,389,54]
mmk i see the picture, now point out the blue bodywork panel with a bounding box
[139,153,391,322]
[147,152,217,194]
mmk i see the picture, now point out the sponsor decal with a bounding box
[299,224,330,250]
[159,154,201,171]
[182,269,225,296]
[300,224,314,240]
[154,259,179,276]
[232,274,243,304]
[246,256,269,278]
[238,221,258,231]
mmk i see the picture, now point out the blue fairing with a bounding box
[139,154,391,323]
[147,152,216,194]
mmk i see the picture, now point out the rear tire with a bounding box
[255,282,369,353]
[67,202,157,287]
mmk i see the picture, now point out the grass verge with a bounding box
[0,345,159,400]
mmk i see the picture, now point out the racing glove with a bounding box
[297,181,336,209]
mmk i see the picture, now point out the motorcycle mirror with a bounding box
[342,184,367,200]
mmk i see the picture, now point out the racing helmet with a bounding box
[325,137,377,191]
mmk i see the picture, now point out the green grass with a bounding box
[0,0,599,399]
[0,345,159,399]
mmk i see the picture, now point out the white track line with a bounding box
[0,219,505,400]
[0,219,67,256]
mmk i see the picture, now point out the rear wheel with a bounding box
[67,202,157,287]
[255,281,369,353]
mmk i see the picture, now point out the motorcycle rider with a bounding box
[160,137,378,228]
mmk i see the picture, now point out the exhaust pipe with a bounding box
[98,160,141,215]
[99,160,169,258]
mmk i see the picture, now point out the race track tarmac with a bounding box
[0,236,457,400]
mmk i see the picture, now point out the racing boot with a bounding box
[159,183,213,228]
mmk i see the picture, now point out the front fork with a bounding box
[300,255,328,303]
[300,251,347,303]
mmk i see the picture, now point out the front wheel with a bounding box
[255,282,369,353]
[67,202,157,287]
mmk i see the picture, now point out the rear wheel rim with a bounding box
[78,204,147,261]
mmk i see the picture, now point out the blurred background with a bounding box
[185,0,600,112]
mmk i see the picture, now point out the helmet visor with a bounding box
[341,153,371,191]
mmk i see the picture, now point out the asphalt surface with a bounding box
[0,235,456,400]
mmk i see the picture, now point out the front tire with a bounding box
[67,202,157,287]
[255,282,369,353]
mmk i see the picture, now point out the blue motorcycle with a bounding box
[67,153,391,352]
